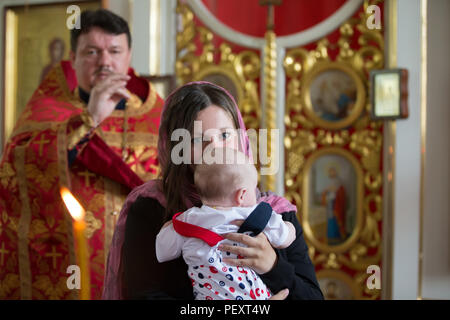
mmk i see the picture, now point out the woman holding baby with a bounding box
[103,82,324,300]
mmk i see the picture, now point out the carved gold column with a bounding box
[262,30,277,192]
[260,0,281,192]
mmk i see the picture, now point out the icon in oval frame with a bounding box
[317,269,361,300]
[193,65,244,105]
[301,62,366,130]
[301,147,364,253]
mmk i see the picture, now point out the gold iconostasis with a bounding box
[0,0,388,300]
[176,0,385,299]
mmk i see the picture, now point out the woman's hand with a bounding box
[269,289,289,300]
[218,220,277,275]
[219,220,289,300]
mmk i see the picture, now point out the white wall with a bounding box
[422,0,450,300]
[392,0,450,300]
[392,0,422,300]
[112,0,176,76]
[108,0,130,22]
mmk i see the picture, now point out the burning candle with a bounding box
[60,187,91,300]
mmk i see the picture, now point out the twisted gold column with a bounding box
[263,30,277,192]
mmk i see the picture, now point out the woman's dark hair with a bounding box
[158,83,241,219]
[70,9,131,52]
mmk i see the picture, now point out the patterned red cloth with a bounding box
[0,60,163,299]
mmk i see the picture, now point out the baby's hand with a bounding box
[274,221,296,249]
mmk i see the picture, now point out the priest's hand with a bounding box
[87,73,131,126]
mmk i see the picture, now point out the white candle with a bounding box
[60,187,91,300]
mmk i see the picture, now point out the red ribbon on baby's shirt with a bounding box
[172,211,224,247]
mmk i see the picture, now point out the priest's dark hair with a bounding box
[70,9,131,52]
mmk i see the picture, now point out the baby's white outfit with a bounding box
[155,204,289,300]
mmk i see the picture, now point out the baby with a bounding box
[156,148,296,300]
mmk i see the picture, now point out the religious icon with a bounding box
[40,37,66,83]
[318,277,355,300]
[320,164,348,245]
[370,68,409,120]
[306,152,358,246]
[3,1,101,144]
[310,69,357,122]
[201,72,240,103]
[193,65,244,105]
[301,62,366,130]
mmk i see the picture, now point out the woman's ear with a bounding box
[235,187,247,206]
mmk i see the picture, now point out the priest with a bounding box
[0,9,163,299]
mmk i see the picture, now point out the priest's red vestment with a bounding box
[0,61,163,299]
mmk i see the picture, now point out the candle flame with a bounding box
[60,187,85,221]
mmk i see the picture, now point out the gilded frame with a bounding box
[300,147,364,254]
[301,61,366,130]
[193,65,244,104]
[2,0,103,146]
[317,269,361,300]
